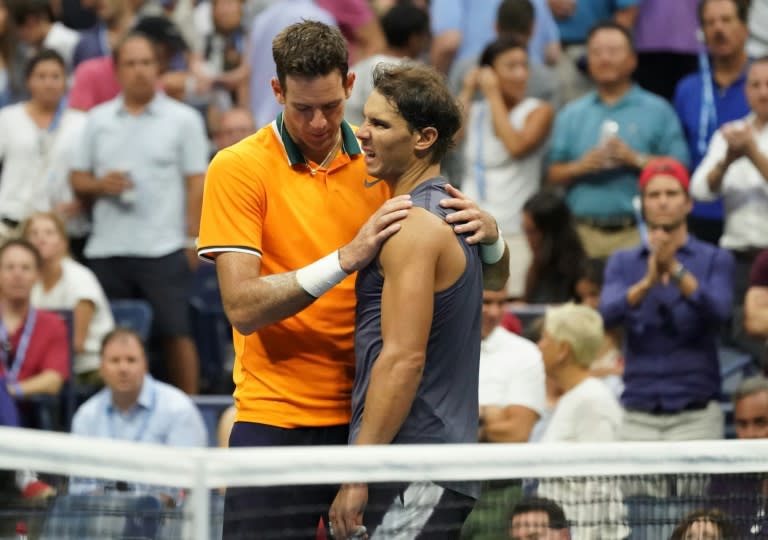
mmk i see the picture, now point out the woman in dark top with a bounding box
[522,190,587,304]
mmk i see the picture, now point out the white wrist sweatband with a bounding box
[480,228,505,264]
[296,250,349,298]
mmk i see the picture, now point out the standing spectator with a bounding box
[0,0,25,108]
[11,0,79,70]
[72,0,136,68]
[548,22,689,259]
[633,0,700,101]
[548,0,638,103]
[674,0,751,246]
[459,38,554,298]
[245,0,335,127]
[22,212,114,385]
[600,158,734,441]
[522,190,587,304]
[69,33,208,394]
[69,327,207,500]
[691,58,768,318]
[211,106,253,153]
[316,0,385,64]
[0,50,85,243]
[345,2,429,127]
[0,240,69,414]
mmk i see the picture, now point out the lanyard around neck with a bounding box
[0,309,37,383]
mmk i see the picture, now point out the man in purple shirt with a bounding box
[599,157,734,441]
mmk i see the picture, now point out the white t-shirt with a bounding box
[0,104,85,222]
[462,97,547,234]
[31,258,115,374]
[43,22,80,70]
[478,326,546,416]
[541,377,623,443]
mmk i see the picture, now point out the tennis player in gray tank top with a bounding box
[328,63,509,540]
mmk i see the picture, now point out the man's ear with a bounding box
[271,77,285,105]
[414,126,438,152]
[344,71,356,98]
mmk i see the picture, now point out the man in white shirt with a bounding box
[478,285,545,443]
[12,0,80,71]
[691,57,768,308]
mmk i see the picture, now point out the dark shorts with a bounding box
[223,422,349,540]
[358,483,475,539]
[88,250,191,338]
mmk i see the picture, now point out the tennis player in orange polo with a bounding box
[198,20,505,540]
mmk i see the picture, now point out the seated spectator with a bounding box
[708,376,768,537]
[0,240,69,423]
[69,327,207,502]
[521,190,587,304]
[345,2,429,126]
[508,496,570,540]
[72,0,136,68]
[0,49,86,243]
[669,508,733,540]
[574,257,623,396]
[479,282,545,443]
[22,212,114,385]
[691,58,768,312]
[11,0,79,70]
[600,158,734,442]
[211,106,253,155]
[459,37,554,298]
[189,0,249,131]
[547,21,689,259]
[535,302,627,539]
[0,0,26,108]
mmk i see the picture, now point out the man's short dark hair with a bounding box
[510,496,569,530]
[100,327,145,356]
[497,0,535,38]
[0,239,42,270]
[112,31,158,65]
[698,0,750,25]
[371,62,461,164]
[272,20,349,89]
[381,4,429,49]
[586,20,636,54]
[10,0,54,26]
[24,48,65,79]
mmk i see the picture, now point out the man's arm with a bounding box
[185,173,204,239]
[216,196,413,335]
[479,405,539,443]
[744,286,768,338]
[70,169,133,201]
[13,371,64,397]
[353,211,439,445]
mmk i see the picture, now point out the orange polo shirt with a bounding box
[198,115,389,428]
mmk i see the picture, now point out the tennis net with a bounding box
[1,426,767,539]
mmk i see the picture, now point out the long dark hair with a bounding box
[669,508,732,540]
[523,190,587,302]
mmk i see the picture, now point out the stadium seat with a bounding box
[40,494,166,539]
[191,394,234,447]
[109,300,154,343]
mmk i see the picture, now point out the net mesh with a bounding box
[1,427,767,539]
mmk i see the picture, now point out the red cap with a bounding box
[638,157,690,192]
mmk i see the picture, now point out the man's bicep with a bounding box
[379,227,440,355]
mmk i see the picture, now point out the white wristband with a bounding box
[296,250,349,298]
[479,228,505,264]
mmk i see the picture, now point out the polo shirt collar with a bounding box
[116,92,163,116]
[640,233,694,256]
[592,83,641,108]
[105,374,154,413]
[274,112,362,167]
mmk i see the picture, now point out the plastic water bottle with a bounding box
[599,120,620,168]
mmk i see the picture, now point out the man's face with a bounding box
[701,0,748,60]
[586,28,636,87]
[510,510,564,539]
[214,110,254,150]
[734,390,768,439]
[0,246,38,303]
[482,289,507,340]
[356,89,421,182]
[746,62,768,122]
[17,16,45,47]
[115,37,159,102]
[99,334,147,398]
[641,175,692,232]
[272,70,353,159]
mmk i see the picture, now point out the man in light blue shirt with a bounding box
[69,327,207,499]
[548,21,689,259]
[70,32,208,394]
